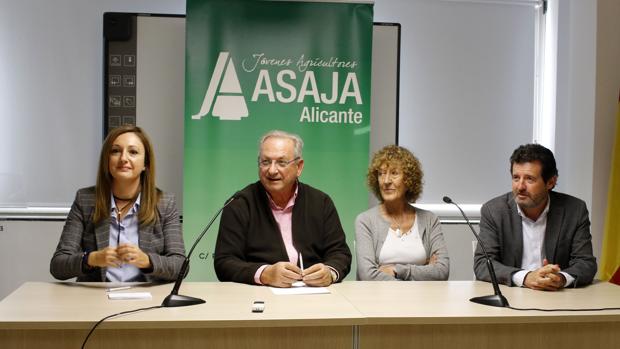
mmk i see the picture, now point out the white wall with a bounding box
[0,221,62,299]
[554,0,596,217]
[374,0,537,205]
[554,0,619,263]
[0,0,185,207]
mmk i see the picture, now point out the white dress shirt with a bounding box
[511,198,575,287]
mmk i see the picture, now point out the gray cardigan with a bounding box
[355,206,449,281]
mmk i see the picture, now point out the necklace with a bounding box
[382,205,413,238]
[113,194,138,201]
[392,215,407,238]
[113,189,139,216]
[115,200,134,218]
[114,194,137,218]
[116,200,133,212]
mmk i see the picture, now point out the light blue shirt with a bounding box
[106,194,143,282]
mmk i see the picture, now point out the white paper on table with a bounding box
[269,287,330,295]
[107,292,152,300]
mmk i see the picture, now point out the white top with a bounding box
[378,220,427,266]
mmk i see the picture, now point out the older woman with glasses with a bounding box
[355,145,449,281]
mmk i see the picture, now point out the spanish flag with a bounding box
[600,91,620,281]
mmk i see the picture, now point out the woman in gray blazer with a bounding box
[356,145,449,281]
[50,126,185,282]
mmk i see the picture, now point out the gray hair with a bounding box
[259,130,304,158]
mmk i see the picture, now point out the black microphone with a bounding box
[443,196,509,308]
[161,192,239,307]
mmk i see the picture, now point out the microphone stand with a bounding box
[161,195,237,308]
[443,196,509,308]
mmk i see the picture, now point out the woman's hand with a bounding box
[116,243,151,269]
[378,264,396,277]
[88,247,121,268]
[426,253,438,265]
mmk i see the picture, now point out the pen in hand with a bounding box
[291,253,307,287]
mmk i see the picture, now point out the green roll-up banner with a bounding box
[184,0,373,281]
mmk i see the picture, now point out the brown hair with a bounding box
[510,143,558,186]
[93,126,160,225]
[367,145,424,203]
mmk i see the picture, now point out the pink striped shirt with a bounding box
[254,186,299,284]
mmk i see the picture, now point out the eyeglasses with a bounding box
[258,157,300,169]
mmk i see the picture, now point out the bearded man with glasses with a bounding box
[214,130,352,287]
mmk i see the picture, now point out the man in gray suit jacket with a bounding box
[474,144,597,290]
